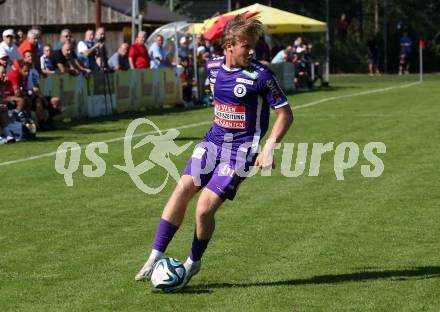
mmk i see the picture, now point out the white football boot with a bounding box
[135,258,159,281]
[168,258,201,292]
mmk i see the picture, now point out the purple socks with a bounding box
[151,219,210,262]
[189,231,210,262]
[152,218,179,252]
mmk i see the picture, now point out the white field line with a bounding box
[0,81,421,167]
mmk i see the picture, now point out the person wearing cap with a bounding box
[0,29,22,71]
[148,34,167,69]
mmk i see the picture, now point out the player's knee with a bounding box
[195,203,215,221]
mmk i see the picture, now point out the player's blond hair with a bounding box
[221,14,264,49]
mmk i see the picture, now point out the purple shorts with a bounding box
[183,141,257,200]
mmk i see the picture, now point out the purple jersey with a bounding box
[204,56,289,151]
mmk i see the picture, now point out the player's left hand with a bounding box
[254,149,275,170]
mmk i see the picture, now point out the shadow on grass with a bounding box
[189,266,440,291]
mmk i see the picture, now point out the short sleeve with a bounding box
[77,41,88,54]
[259,70,289,109]
[128,46,135,58]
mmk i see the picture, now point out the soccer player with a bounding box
[135,15,294,290]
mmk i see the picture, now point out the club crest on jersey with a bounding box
[233,84,247,97]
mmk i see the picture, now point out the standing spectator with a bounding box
[367,38,380,76]
[400,31,412,73]
[255,36,271,64]
[108,43,130,71]
[178,37,190,60]
[94,27,108,70]
[336,13,350,40]
[148,34,167,69]
[18,29,40,72]
[271,46,292,64]
[40,45,56,75]
[270,38,284,59]
[77,30,101,71]
[55,29,73,50]
[398,47,409,75]
[16,30,25,46]
[129,31,150,69]
[0,29,22,71]
[52,43,91,75]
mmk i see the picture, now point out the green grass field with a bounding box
[1,74,439,312]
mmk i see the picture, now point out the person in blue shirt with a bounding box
[148,35,167,69]
[399,32,412,73]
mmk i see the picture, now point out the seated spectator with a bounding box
[0,29,22,71]
[77,29,101,71]
[2,63,31,122]
[40,45,56,75]
[25,52,61,130]
[53,42,91,75]
[0,64,14,143]
[148,34,167,69]
[94,27,109,70]
[129,31,150,69]
[55,29,73,50]
[18,29,41,72]
[108,43,130,71]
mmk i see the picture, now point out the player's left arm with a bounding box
[255,72,294,169]
[255,105,293,169]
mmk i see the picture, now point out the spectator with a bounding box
[398,47,409,75]
[178,37,190,60]
[400,31,412,73]
[52,42,91,75]
[94,27,108,70]
[129,31,150,69]
[55,29,73,50]
[108,43,130,71]
[336,13,349,39]
[255,36,271,64]
[179,57,196,105]
[77,29,101,71]
[2,63,31,121]
[148,34,167,69]
[270,38,284,59]
[40,45,56,75]
[16,29,25,46]
[0,29,22,71]
[18,29,40,72]
[367,38,380,76]
[25,51,61,130]
[271,46,292,64]
[0,64,14,143]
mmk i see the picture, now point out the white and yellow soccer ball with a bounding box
[150,258,186,292]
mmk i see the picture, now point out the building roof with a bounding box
[101,0,189,23]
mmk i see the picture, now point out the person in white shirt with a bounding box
[0,29,22,71]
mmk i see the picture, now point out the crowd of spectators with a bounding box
[270,36,324,90]
[0,24,324,144]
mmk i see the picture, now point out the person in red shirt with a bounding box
[129,31,150,69]
[2,64,30,118]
